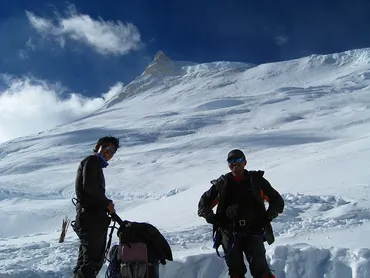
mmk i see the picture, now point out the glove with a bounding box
[205,213,228,227]
[250,215,270,232]
[266,210,279,220]
[205,213,219,225]
[225,204,238,221]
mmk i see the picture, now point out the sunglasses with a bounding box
[103,145,116,155]
[227,157,244,164]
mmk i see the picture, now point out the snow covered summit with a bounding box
[143,50,178,75]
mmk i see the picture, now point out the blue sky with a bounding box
[2,0,370,96]
[1,0,370,142]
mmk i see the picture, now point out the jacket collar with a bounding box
[95,153,109,168]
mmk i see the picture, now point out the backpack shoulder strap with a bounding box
[209,173,232,233]
[210,174,227,187]
[248,170,267,203]
[248,170,265,177]
[211,172,233,187]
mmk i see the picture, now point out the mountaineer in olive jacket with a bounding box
[198,149,284,278]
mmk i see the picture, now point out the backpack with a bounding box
[105,220,172,278]
[118,242,150,278]
[106,243,153,278]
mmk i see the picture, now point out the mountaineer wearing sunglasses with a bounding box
[198,149,284,278]
[72,136,120,278]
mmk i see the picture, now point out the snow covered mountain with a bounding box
[1,48,370,277]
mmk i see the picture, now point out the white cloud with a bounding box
[18,38,36,60]
[26,11,54,35]
[275,35,288,46]
[26,37,36,50]
[26,6,142,55]
[0,76,121,143]
[102,82,124,100]
[18,50,28,59]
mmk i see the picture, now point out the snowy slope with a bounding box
[1,48,370,277]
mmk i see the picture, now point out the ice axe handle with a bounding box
[110,212,124,226]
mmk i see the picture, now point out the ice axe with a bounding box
[105,211,127,262]
[110,211,124,226]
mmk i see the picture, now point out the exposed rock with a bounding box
[143,50,176,75]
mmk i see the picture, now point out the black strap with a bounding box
[215,242,235,258]
[214,228,266,258]
[105,220,118,263]
[214,231,236,258]
[70,198,80,229]
[104,212,128,263]
[111,212,125,226]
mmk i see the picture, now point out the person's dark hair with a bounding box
[93,136,120,152]
[227,149,246,160]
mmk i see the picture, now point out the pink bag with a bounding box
[118,243,149,278]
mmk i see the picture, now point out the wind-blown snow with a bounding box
[1,48,370,277]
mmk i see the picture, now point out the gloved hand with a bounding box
[250,214,271,232]
[225,204,238,221]
[205,213,219,225]
[107,201,115,215]
[205,213,228,227]
[266,210,279,220]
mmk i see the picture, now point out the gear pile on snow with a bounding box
[105,215,173,278]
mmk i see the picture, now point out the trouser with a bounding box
[221,229,272,278]
[73,210,111,277]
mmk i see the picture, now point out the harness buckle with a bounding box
[71,197,79,206]
[238,220,246,226]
